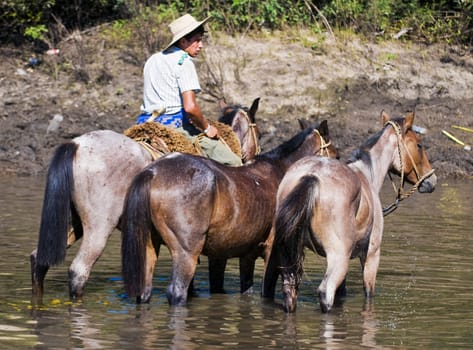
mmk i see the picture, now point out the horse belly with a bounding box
[203,224,270,259]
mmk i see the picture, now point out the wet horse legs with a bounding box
[167,251,200,306]
[68,228,112,298]
[360,246,381,299]
[137,240,158,303]
[317,253,349,313]
[30,249,49,304]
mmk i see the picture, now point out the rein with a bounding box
[313,129,332,157]
[382,121,435,216]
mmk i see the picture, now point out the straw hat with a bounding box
[164,14,211,51]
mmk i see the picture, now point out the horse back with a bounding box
[72,130,152,224]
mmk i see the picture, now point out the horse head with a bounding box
[382,111,437,194]
[298,119,339,160]
[219,98,261,162]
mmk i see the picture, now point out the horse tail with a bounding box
[36,142,78,266]
[121,168,154,297]
[274,175,319,276]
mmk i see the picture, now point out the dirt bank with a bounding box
[1,30,472,179]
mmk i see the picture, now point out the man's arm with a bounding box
[182,90,218,138]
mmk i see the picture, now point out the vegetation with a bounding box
[1,0,472,46]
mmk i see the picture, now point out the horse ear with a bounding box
[404,111,415,129]
[381,110,391,124]
[248,97,260,122]
[298,119,310,130]
[219,98,228,111]
[318,120,329,137]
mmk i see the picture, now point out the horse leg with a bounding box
[239,257,255,294]
[67,228,79,248]
[167,249,200,306]
[31,225,82,303]
[335,278,347,297]
[208,257,227,293]
[30,249,49,303]
[261,254,280,299]
[261,228,279,299]
[360,246,381,299]
[317,252,349,313]
[281,268,300,313]
[68,225,112,299]
[137,240,159,303]
[240,251,261,293]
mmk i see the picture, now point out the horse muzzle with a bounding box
[418,172,437,193]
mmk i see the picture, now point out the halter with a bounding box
[382,120,435,216]
[313,129,332,157]
[240,109,261,156]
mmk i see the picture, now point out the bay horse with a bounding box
[262,111,437,313]
[121,120,338,305]
[30,98,260,302]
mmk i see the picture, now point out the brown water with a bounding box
[0,175,472,349]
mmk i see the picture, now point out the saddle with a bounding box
[123,120,242,160]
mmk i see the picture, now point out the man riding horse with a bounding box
[136,13,242,166]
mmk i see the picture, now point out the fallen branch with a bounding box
[442,129,471,151]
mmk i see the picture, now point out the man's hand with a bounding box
[205,124,219,139]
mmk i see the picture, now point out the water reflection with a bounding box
[0,176,472,349]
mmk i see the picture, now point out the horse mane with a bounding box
[258,125,318,160]
[347,116,406,166]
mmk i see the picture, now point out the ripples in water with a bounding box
[0,176,472,349]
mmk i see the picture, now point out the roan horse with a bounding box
[262,111,437,313]
[121,120,338,305]
[30,98,260,302]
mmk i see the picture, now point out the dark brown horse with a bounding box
[121,120,338,305]
[262,111,437,313]
[30,98,260,303]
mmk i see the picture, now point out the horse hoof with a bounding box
[318,290,332,313]
[283,301,297,313]
[167,295,186,306]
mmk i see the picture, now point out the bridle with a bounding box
[382,120,435,216]
[313,129,332,157]
[238,109,261,157]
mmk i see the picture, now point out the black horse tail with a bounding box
[36,142,78,266]
[274,175,319,277]
[121,168,154,297]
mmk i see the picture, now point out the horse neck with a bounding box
[352,126,398,193]
[279,139,319,172]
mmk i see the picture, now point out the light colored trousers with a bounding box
[176,125,242,166]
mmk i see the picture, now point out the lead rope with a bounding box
[382,121,435,216]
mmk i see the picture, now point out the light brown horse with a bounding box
[121,120,338,305]
[262,111,437,313]
[30,98,260,303]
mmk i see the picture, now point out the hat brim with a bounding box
[164,16,211,51]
